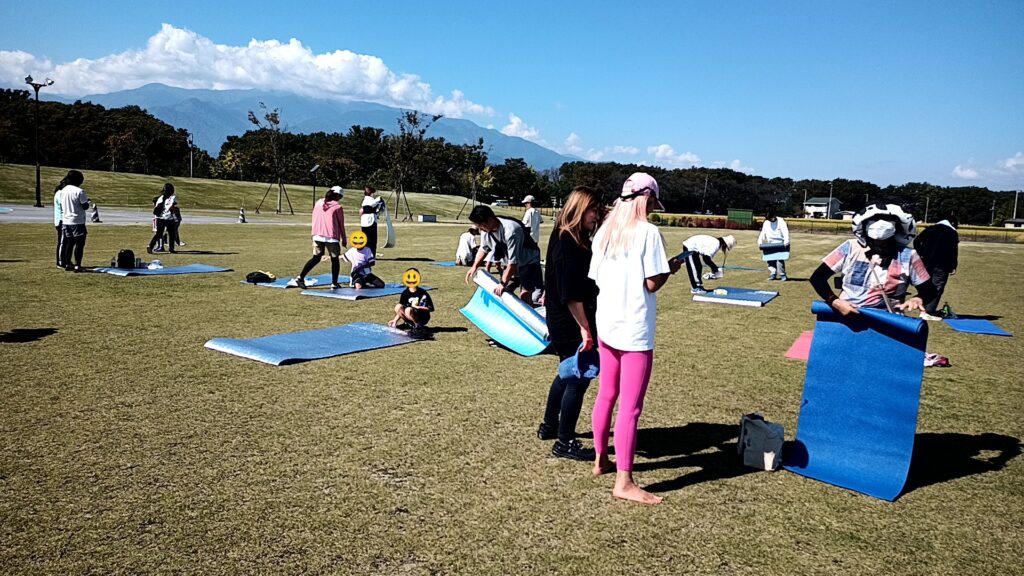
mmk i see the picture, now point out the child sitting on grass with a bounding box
[343,232,385,289]
[389,268,434,329]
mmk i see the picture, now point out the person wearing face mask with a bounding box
[809,203,936,316]
[758,207,790,281]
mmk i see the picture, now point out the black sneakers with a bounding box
[551,438,596,461]
[536,422,557,440]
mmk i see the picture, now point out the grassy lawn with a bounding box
[1,212,1022,573]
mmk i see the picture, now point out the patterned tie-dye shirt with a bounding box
[822,239,930,308]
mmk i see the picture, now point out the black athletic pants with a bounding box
[55,224,64,267]
[683,251,718,289]
[543,342,593,443]
[923,267,949,314]
[61,224,86,269]
[149,219,176,252]
[362,223,378,255]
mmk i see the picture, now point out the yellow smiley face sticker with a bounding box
[350,231,368,249]
[402,268,421,289]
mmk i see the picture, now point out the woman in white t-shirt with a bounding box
[587,172,681,505]
[455,227,479,265]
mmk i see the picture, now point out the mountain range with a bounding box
[46,83,577,169]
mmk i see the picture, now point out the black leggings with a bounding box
[55,225,65,267]
[149,219,176,252]
[298,254,340,284]
[61,226,86,269]
[543,344,593,443]
[362,224,378,255]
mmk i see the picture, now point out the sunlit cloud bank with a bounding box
[0,23,493,119]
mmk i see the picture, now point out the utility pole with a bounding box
[990,199,996,226]
[186,132,194,178]
[25,75,54,207]
[826,181,834,219]
[1014,190,1020,220]
[700,173,709,213]
[924,196,930,224]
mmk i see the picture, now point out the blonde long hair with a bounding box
[593,195,651,257]
[555,186,601,249]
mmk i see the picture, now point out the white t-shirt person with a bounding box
[455,230,478,264]
[588,221,671,351]
[682,234,722,257]
[360,195,382,227]
[522,206,542,244]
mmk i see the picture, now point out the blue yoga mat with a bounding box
[95,264,232,276]
[301,283,431,301]
[460,287,549,356]
[761,251,790,261]
[204,322,417,365]
[785,301,928,501]
[242,273,351,289]
[431,261,458,267]
[692,286,778,307]
[944,318,1011,337]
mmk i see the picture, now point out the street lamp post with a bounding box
[186,132,194,178]
[25,75,54,208]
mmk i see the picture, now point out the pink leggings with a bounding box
[592,339,654,472]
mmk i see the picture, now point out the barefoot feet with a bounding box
[611,472,663,505]
[592,453,616,476]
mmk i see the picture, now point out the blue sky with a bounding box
[2,0,1022,190]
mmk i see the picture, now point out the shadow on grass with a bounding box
[170,250,238,255]
[948,314,1003,321]
[0,259,26,263]
[631,422,752,493]
[427,326,468,334]
[379,257,435,262]
[0,327,58,343]
[903,432,1021,494]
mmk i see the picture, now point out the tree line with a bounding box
[0,88,1016,225]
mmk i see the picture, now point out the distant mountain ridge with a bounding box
[47,83,577,169]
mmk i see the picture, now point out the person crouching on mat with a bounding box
[589,172,681,505]
[538,186,603,462]
[343,230,385,289]
[294,186,347,289]
[810,203,935,316]
[390,268,435,329]
[680,234,736,294]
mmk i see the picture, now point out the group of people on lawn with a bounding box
[51,169,957,504]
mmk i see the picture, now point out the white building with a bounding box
[804,197,841,219]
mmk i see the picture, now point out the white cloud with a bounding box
[612,145,640,155]
[561,134,638,161]
[999,152,1024,172]
[712,159,754,173]
[952,165,980,180]
[0,23,494,118]
[501,113,540,140]
[647,144,700,166]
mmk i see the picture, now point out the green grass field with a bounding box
[1,193,1023,573]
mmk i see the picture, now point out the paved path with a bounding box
[0,204,276,226]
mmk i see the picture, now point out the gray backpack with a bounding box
[737,413,784,471]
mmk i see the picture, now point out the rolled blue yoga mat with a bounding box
[95,264,232,276]
[204,322,417,365]
[460,287,549,356]
[785,301,928,501]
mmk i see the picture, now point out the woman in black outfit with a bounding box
[537,186,603,461]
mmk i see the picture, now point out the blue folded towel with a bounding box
[558,343,600,379]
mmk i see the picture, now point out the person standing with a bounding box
[913,215,959,320]
[360,186,385,255]
[55,170,91,272]
[148,183,178,254]
[758,208,790,281]
[521,194,543,245]
[53,178,66,268]
[294,186,347,289]
[538,186,603,461]
[588,172,680,505]
[809,203,934,316]
[680,234,736,294]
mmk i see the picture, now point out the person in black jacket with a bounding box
[537,186,603,461]
[913,216,959,319]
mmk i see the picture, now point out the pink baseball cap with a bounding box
[621,172,663,210]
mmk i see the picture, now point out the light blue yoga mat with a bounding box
[204,321,417,365]
[241,273,351,288]
[301,283,432,301]
[692,286,778,307]
[95,264,232,276]
[761,251,790,261]
[460,287,549,356]
[431,261,458,267]
[944,318,1011,337]
[785,301,928,501]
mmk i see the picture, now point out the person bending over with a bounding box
[465,205,543,306]
[912,215,959,320]
[809,203,935,316]
[680,234,736,294]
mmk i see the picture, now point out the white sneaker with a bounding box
[919,312,942,321]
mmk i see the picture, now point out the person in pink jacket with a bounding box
[294,186,347,288]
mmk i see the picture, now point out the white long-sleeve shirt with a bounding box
[758,217,790,246]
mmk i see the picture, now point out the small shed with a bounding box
[1004,218,1024,229]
